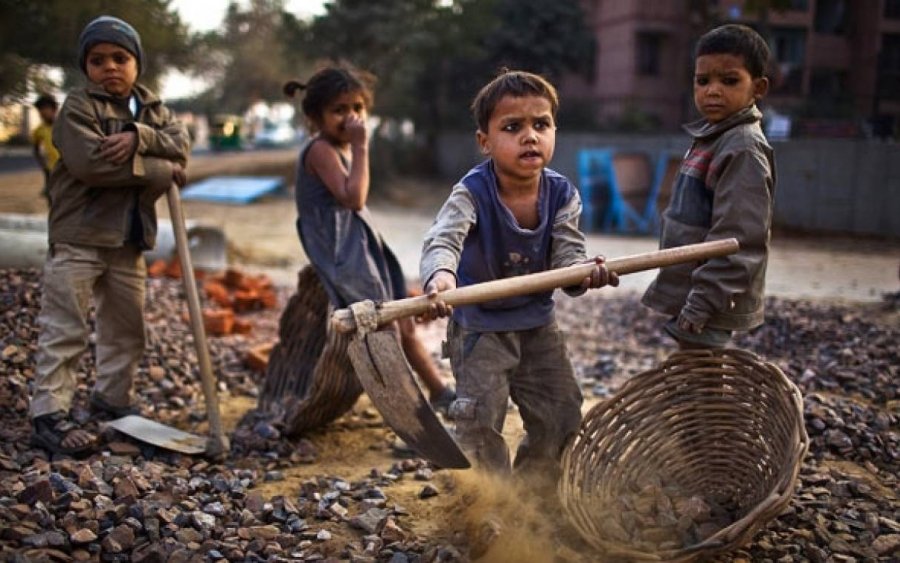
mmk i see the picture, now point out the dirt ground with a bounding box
[1,153,898,561]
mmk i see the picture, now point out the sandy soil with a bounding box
[3,151,898,301]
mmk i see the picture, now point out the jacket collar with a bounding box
[682,105,762,140]
[85,81,160,107]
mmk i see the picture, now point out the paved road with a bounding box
[3,144,897,303]
[367,205,900,303]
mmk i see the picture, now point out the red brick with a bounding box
[165,258,182,279]
[203,281,232,308]
[202,309,234,336]
[233,318,253,335]
[232,290,261,313]
[147,259,168,278]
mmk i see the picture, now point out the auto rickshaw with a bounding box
[209,114,243,151]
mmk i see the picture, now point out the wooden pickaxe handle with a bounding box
[332,238,739,334]
[167,183,229,457]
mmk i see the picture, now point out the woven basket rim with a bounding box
[559,348,809,562]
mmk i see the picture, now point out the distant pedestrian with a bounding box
[284,66,456,411]
[642,24,776,349]
[420,70,619,477]
[30,16,190,455]
[31,94,60,203]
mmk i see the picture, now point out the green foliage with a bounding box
[188,0,314,115]
[485,0,595,80]
[0,0,192,100]
[298,0,595,171]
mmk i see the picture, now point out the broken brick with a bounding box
[202,309,234,336]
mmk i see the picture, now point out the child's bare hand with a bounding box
[344,115,368,147]
[172,163,187,187]
[581,256,620,289]
[99,132,137,164]
[421,271,456,320]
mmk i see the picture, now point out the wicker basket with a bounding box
[559,348,808,562]
[257,266,362,435]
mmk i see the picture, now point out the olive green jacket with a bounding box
[642,105,776,331]
[48,82,189,249]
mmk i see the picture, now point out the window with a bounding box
[886,0,900,19]
[880,34,900,99]
[770,28,806,95]
[814,0,847,34]
[636,32,663,76]
[772,28,806,66]
[789,0,809,11]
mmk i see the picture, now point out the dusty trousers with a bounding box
[31,242,146,418]
[446,320,583,475]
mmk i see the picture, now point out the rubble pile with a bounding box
[0,268,897,561]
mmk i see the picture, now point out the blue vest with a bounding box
[454,160,576,332]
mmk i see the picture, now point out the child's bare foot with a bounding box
[31,412,96,456]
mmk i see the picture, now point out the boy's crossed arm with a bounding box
[56,96,188,190]
[129,105,190,166]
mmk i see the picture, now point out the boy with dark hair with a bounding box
[642,24,776,349]
[420,70,618,475]
[31,94,60,202]
[30,15,189,455]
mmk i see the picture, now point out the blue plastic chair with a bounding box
[577,148,659,234]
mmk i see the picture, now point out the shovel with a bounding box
[106,184,229,457]
[332,238,740,469]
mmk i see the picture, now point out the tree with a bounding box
[0,0,193,101]
[484,0,594,82]
[300,0,595,171]
[189,0,312,115]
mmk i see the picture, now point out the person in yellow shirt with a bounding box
[31,94,60,203]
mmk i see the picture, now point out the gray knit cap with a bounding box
[78,16,144,76]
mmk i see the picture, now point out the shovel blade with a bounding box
[348,331,470,469]
[105,415,207,454]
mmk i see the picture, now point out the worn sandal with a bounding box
[89,393,140,419]
[31,412,96,456]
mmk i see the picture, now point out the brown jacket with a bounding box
[48,82,189,249]
[642,105,776,331]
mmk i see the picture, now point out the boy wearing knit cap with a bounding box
[30,16,189,455]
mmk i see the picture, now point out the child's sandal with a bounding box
[31,412,96,456]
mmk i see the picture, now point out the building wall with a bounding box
[583,0,693,129]
[568,0,900,136]
[434,132,900,238]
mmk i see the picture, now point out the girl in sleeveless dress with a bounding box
[285,66,455,411]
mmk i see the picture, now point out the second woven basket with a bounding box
[559,348,808,562]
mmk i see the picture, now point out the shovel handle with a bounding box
[332,238,739,334]
[167,183,229,457]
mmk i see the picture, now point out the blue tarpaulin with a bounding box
[181,176,284,204]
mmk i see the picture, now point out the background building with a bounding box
[565,0,900,137]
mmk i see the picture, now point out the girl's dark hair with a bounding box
[284,65,375,125]
[696,24,771,79]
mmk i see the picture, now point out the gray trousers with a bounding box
[446,320,583,475]
[31,243,146,418]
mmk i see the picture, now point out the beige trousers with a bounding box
[31,243,146,418]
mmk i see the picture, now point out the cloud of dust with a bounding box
[442,469,565,563]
